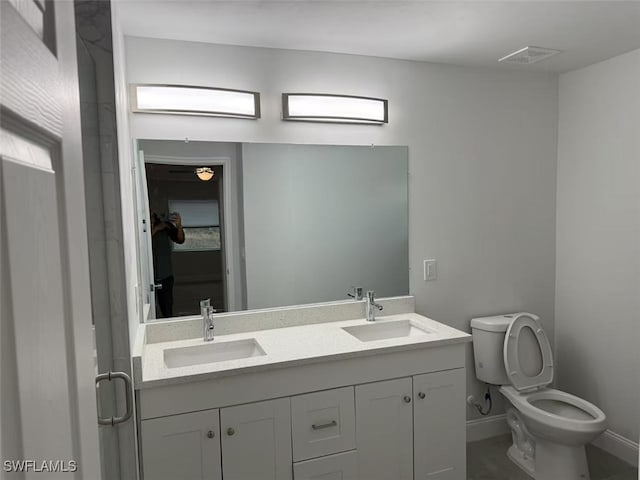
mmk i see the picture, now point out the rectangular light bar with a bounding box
[130,84,260,119]
[282,93,388,124]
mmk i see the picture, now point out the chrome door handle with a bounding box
[95,371,133,426]
[311,420,337,430]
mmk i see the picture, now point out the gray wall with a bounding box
[242,143,409,309]
[556,48,640,445]
[123,37,559,421]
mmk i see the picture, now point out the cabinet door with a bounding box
[293,450,358,480]
[414,369,466,480]
[141,409,222,480]
[355,378,413,480]
[221,397,292,480]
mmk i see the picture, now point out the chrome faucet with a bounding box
[200,298,210,315]
[365,290,383,322]
[200,299,216,342]
[348,286,364,301]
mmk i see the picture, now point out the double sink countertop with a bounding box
[132,296,471,389]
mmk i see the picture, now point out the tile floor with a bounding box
[468,434,638,480]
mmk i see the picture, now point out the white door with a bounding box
[355,378,413,480]
[141,409,222,480]
[0,1,100,478]
[413,369,466,480]
[220,397,292,480]
[133,147,156,318]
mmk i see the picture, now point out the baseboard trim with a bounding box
[466,414,509,443]
[592,429,639,467]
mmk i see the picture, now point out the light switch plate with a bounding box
[423,259,437,281]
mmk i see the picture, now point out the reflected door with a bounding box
[134,147,157,318]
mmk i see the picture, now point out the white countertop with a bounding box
[137,312,471,389]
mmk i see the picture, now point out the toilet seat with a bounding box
[503,313,554,391]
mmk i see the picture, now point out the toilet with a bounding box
[470,313,607,480]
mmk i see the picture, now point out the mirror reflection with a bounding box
[135,140,409,319]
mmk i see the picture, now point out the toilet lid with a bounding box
[503,313,554,391]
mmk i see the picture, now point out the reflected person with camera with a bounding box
[151,211,185,318]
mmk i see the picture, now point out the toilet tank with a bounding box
[470,314,515,385]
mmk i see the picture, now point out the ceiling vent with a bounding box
[498,46,561,65]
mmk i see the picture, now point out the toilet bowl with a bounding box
[501,385,606,446]
[502,384,606,480]
[471,312,607,480]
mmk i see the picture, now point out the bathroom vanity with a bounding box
[133,297,471,480]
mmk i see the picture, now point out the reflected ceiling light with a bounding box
[195,167,214,181]
[282,93,388,125]
[130,84,260,119]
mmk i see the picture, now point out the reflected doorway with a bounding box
[145,163,227,317]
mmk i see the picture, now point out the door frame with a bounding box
[140,153,237,313]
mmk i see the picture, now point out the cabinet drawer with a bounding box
[293,450,358,480]
[291,386,356,461]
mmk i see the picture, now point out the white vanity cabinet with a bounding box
[355,369,466,480]
[140,399,292,480]
[220,397,292,480]
[140,409,222,480]
[137,325,470,480]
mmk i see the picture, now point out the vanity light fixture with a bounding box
[282,93,388,124]
[130,84,260,119]
[195,167,214,181]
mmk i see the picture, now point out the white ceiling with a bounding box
[116,1,640,73]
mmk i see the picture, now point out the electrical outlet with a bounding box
[423,259,437,281]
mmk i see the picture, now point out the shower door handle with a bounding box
[95,371,133,426]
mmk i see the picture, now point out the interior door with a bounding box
[133,147,156,319]
[1,0,101,478]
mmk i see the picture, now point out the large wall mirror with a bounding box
[134,139,409,319]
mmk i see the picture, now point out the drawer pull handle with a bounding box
[418,392,426,399]
[403,395,411,403]
[227,427,235,436]
[311,420,337,430]
[207,430,215,439]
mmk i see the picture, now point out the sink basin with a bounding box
[342,320,432,342]
[164,338,266,368]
